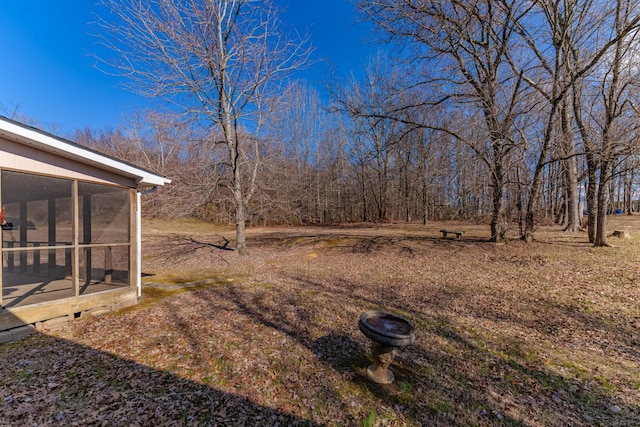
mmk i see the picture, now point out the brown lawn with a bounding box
[1,217,639,426]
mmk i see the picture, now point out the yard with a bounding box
[0,217,639,426]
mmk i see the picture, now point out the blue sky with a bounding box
[0,1,375,137]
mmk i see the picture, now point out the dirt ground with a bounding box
[1,218,639,426]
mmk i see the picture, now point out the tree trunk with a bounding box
[586,165,598,243]
[523,99,560,242]
[624,169,634,214]
[594,162,611,247]
[523,149,549,242]
[564,158,581,232]
[233,149,247,254]
[561,99,581,232]
[490,162,506,243]
[235,205,247,253]
[573,83,598,242]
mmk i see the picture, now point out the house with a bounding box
[0,115,170,338]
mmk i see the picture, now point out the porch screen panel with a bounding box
[1,171,73,244]
[2,171,73,307]
[78,182,130,244]
[78,182,130,292]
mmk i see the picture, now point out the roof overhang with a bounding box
[0,116,171,188]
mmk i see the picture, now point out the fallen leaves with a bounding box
[1,220,639,426]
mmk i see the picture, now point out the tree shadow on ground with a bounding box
[134,222,640,425]
[247,230,490,254]
[207,276,639,426]
[479,291,640,363]
[0,330,317,426]
[145,235,234,264]
[205,283,524,426]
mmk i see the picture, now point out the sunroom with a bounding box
[0,116,170,336]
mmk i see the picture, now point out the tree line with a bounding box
[75,0,640,248]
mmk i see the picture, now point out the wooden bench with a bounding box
[440,229,463,239]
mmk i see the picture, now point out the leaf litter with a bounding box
[1,219,639,426]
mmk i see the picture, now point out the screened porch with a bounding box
[1,170,133,310]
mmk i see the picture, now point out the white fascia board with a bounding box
[0,118,171,188]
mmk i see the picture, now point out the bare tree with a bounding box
[124,111,185,176]
[358,0,532,242]
[590,0,640,246]
[513,0,640,242]
[74,114,216,219]
[332,54,412,222]
[96,0,311,252]
[261,81,327,225]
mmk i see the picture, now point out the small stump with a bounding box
[358,310,415,384]
[612,230,631,238]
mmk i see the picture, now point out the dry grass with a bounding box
[1,217,639,426]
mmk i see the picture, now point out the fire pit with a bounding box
[358,310,415,384]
